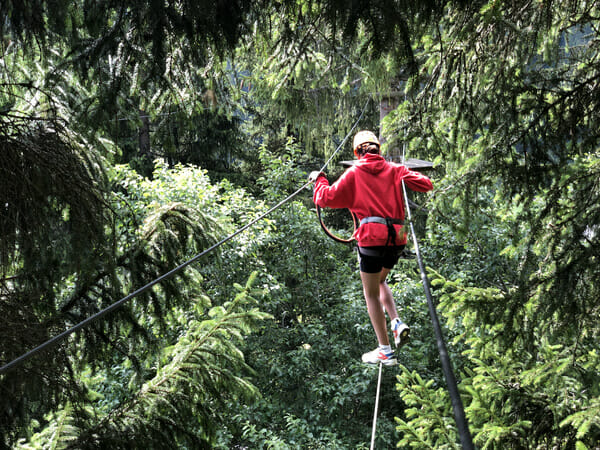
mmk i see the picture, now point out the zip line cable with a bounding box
[400,147,474,449]
[370,362,383,450]
[319,98,370,173]
[0,99,371,376]
[0,182,309,375]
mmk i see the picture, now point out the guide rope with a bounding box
[400,146,474,449]
[0,99,371,375]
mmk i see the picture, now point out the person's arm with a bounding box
[313,170,355,209]
[400,166,433,192]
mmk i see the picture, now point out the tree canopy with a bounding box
[1,0,599,448]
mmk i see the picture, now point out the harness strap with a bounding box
[360,216,405,247]
[359,217,404,226]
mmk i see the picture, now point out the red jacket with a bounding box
[313,153,433,247]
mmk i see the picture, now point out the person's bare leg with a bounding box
[378,268,399,321]
[378,268,410,347]
[361,270,389,346]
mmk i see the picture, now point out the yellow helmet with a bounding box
[353,130,380,153]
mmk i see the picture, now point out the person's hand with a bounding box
[308,171,325,183]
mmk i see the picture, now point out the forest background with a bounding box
[1,0,599,448]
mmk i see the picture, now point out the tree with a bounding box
[5,1,600,448]
[382,0,600,447]
[16,273,269,449]
[1,1,447,448]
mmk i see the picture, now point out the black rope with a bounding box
[401,177,474,450]
[0,98,372,375]
[392,83,472,446]
[0,182,311,375]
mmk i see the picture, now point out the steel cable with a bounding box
[0,99,371,375]
[370,362,383,449]
[401,138,474,449]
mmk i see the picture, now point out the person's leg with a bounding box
[378,268,399,321]
[378,268,410,348]
[360,270,390,346]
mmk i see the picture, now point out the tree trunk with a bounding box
[138,109,151,158]
[379,93,401,162]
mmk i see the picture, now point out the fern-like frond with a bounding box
[61,273,271,449]
[16,403,82,450]
[140,201,219,263]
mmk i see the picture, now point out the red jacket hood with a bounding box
[354,153,388,174]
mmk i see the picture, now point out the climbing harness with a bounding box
[0,99,372,376]
[359,217,404,226]
[360,216,405,247]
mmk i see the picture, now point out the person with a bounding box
[309,130,433,366]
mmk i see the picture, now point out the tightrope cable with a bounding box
[370,362,383,450]
[0,98,371,376]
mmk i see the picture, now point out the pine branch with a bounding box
[61,273,270,448]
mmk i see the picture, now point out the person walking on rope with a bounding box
[309,130,433,366]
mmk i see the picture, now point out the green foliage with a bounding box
[381,4,600,446]
[3,1,600,449]
[16,273,270,449]
[0,115,109,444]
[1,159,253,446]
[395,365,459,449]
[16,403,82,450]
[428,266,600,448]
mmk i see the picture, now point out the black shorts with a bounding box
[358,246,405,274]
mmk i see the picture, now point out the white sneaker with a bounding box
[361,347,398,366]
[391,319,410,348]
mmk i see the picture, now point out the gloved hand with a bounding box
[308,171,325,183]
